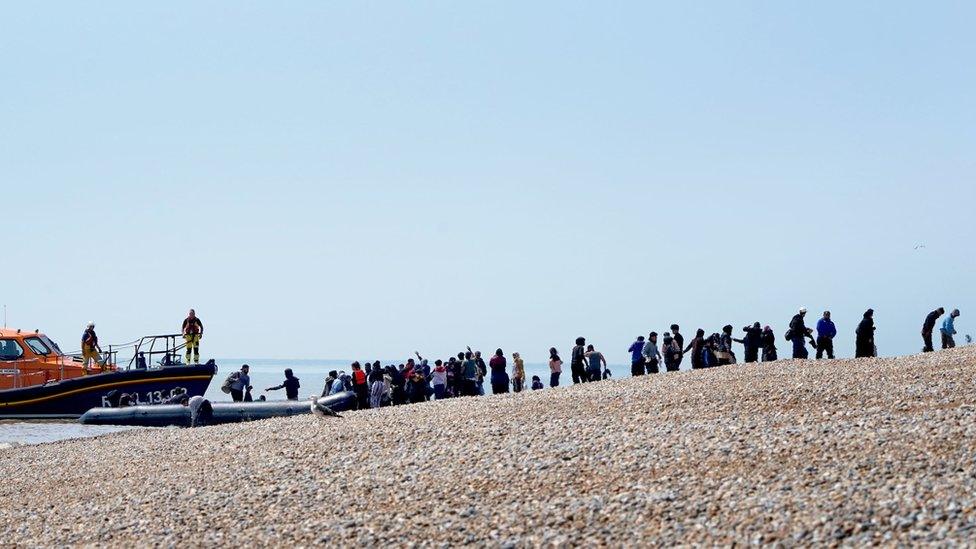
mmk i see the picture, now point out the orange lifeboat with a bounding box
[0,328,117,390]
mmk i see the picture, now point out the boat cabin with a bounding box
[0,328,116,390]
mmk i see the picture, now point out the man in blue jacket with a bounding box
[628,336,646,376]
[816,311,837,359]
[942,309,961,349]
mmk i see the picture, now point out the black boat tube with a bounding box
[79,391,356,427]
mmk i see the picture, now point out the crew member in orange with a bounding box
[182,309,203,365]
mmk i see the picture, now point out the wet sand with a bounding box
[2,347,975,545]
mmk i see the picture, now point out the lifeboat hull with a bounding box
[0,363,216,419]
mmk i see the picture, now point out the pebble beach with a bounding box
[3,347,976,546]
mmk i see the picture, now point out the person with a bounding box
[942,309,961,349]
[351,362,369,409]
[922,307,945,352]
[683,329,707,369]
[584,345,606,381]
[181,309,203,365]
[472,349,488,396]
[389,364,406,405]
[431,360,448,399]
[548,348,562,387]
[184,395,213,428]
[322,370,339,397]
[716,325,736,365]
[229,364,252,402]
[264,368,301,400]
[531,375,544,390]
[855,309,876,358]
[789,308,812,359]
[462,352,479,396]
[450,355,465,398]
[670,325,684,369]
[661,332,681,372]
[628,336,646,376]
[511,352,525,393]
[571,337,588,384]
[135,352,148,370]
[736,323,763,363]
[329,371,351,395]
[405,370,428,403]
[643,332,662,374]
[81,321,103,374]
[364,364,383,408]
[816,311,837,360]
[761,326,778,362]
[489,349,510,394]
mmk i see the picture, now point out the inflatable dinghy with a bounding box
[79,391,356,427]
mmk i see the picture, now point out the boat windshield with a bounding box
[24,337,51,356]
[38,335,63,356]
[0,339,25,360]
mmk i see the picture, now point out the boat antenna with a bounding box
[3,304,5,328]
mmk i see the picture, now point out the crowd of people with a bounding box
[303,306,966,410]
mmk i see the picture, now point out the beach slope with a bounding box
[3,348,976,545]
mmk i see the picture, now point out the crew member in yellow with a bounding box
[182,309,203,365]
[81,321,103,374]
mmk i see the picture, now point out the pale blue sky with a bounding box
[2,2,973,364]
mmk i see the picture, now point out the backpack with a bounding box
[220,371,239,394]
[783,329,794,342]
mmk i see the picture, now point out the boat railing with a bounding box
[126,334,189,370]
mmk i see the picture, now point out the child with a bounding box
[530,375,544,390]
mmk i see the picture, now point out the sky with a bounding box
[1,1,974,365]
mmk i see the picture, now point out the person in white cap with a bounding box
[789,307,812,359]
[81,322,103,374]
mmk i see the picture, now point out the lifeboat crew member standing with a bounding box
[81,322,103,374]
[182,309,203,365]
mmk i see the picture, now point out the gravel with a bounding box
[3,347,976,546]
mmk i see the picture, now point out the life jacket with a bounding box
[352,370,367,385]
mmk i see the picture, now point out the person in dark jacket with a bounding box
[816,311,837,360]
[628,336,646,376]
[735,322,763,363]
[789,308,812,359]
[405,370,428,403]
[661,332,681,372]
[761,326,778,362]
[670,325,684,369]
[683,329,707,369]
[855,309,876,358]
[571,337,588,384]
[489,348,510,394]
[921,307,945,353]
[266,368,301,400]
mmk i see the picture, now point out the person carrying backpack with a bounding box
[661,332,681,372]
[788,308,812,359]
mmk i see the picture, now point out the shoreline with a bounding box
[2,347,976,545]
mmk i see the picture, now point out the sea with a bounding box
[0,357,616,448]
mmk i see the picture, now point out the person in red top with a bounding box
[181,309,203,365]
[350,362,368,410]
